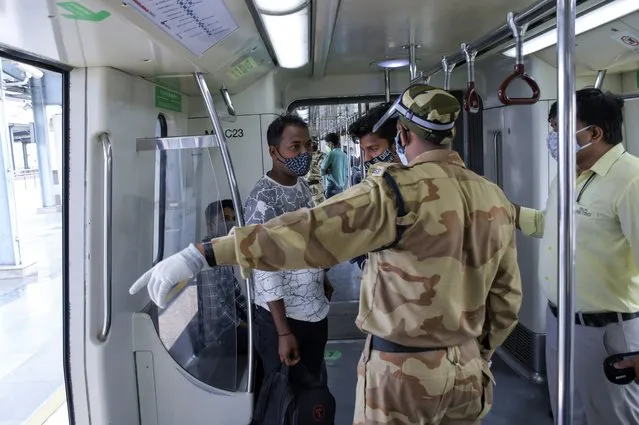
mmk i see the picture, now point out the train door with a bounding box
[65,68,253,425]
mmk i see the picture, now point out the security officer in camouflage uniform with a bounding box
[306,140,326,205]
[129,83,523,425]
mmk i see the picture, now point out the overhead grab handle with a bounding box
[498,12,540,106]
[441,56,456,91]
[461,43,481,114]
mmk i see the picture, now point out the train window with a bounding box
[150,116,246,391]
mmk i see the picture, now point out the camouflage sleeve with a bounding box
[519,207,545,238]
[212,177,397,275]
[480,228,522,360]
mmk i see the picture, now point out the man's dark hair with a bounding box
[205,199,233,223]
[576,88,624,145]
[549,101,557,122]
[348,102,397,144]
[325,132,340,147]
[266,114,308,146]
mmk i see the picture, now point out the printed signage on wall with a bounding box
[227,57,258,82]
[610,30,639,54]
[204,129,244,139]
[125,0,239,57]
[57,2,111,21]
[155,86,182,112]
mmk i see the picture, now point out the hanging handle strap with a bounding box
[441,56,456,91]
[498,12,541,106]
[461,43,481,114]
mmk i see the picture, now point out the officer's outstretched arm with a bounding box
[479,229,523,360]
[210,178,397,274]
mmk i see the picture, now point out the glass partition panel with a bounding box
[154,146,248,392]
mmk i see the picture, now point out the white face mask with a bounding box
[395,132,409,165]
[575,126,593,153]
[547,127,592,160]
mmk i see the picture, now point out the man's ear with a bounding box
[591,126,604,143]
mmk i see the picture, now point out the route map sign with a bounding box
[125,0,239,57]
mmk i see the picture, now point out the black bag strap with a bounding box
[371,172,410,252]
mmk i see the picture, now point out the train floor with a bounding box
[325,340,553,425]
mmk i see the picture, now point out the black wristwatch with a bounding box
[200,238,217,267]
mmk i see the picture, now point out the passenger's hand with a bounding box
[323,278,334,301]
[615,355,639,383]
[129,244,205,308]
[278,333,300,366]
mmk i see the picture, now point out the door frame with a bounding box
[0,45,74,423]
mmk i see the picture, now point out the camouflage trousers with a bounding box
[353,336,494,425]
[309,183,325,205]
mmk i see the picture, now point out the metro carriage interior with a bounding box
[2,0,639,424]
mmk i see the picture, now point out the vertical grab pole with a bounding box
[409,44,418,80]
[556,1,577,425]
[594,70,607,89]
[384,68,391,102]
[194,72,254,394]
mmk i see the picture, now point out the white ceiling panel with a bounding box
[324,0,539,75]
[534,11,639,77]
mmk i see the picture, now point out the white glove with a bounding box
[129,244,206,308]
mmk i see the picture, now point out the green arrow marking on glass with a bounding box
[57,2,111,22]
[324,349,342,362]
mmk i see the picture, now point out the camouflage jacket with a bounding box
[212,149,522,359]
[305,151,325,186]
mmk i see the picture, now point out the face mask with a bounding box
[575,126,593,153]
[364,148,396,171]
[547,131,558,160]
[395,132,409,166]
[547,127,592,160]
[279,151,313,176]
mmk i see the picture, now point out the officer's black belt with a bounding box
[549,303,639,327]
[370,336,443,353]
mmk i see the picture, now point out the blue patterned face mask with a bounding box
[280,151,313,176]
[547,131,558,160]
[364,148,396,171]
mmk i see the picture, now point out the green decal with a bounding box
[228,57,258,81]
[57,2,111,21]
[155,87,182,113]
[324,349,342,363]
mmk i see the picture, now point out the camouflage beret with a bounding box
[373,83,461,142]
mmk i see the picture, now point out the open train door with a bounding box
[65,67,254,425]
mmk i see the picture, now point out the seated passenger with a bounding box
[195,199,248,355]
[320,132,348,199]
[244,114,332,381]
[346,102,401,270]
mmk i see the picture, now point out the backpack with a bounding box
[253,364,335,425]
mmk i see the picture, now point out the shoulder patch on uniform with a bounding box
[369,161,403,177]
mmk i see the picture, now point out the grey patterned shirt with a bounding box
[244,175,329,322]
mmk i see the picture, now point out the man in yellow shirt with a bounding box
[514,88,639,425]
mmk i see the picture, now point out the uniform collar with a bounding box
[410,149,466,168]
[589,143,625,177]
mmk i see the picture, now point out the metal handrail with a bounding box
[194,72,255,394]
[493,131,503,187]
[97,132,113,342]
[413,0,556,82]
